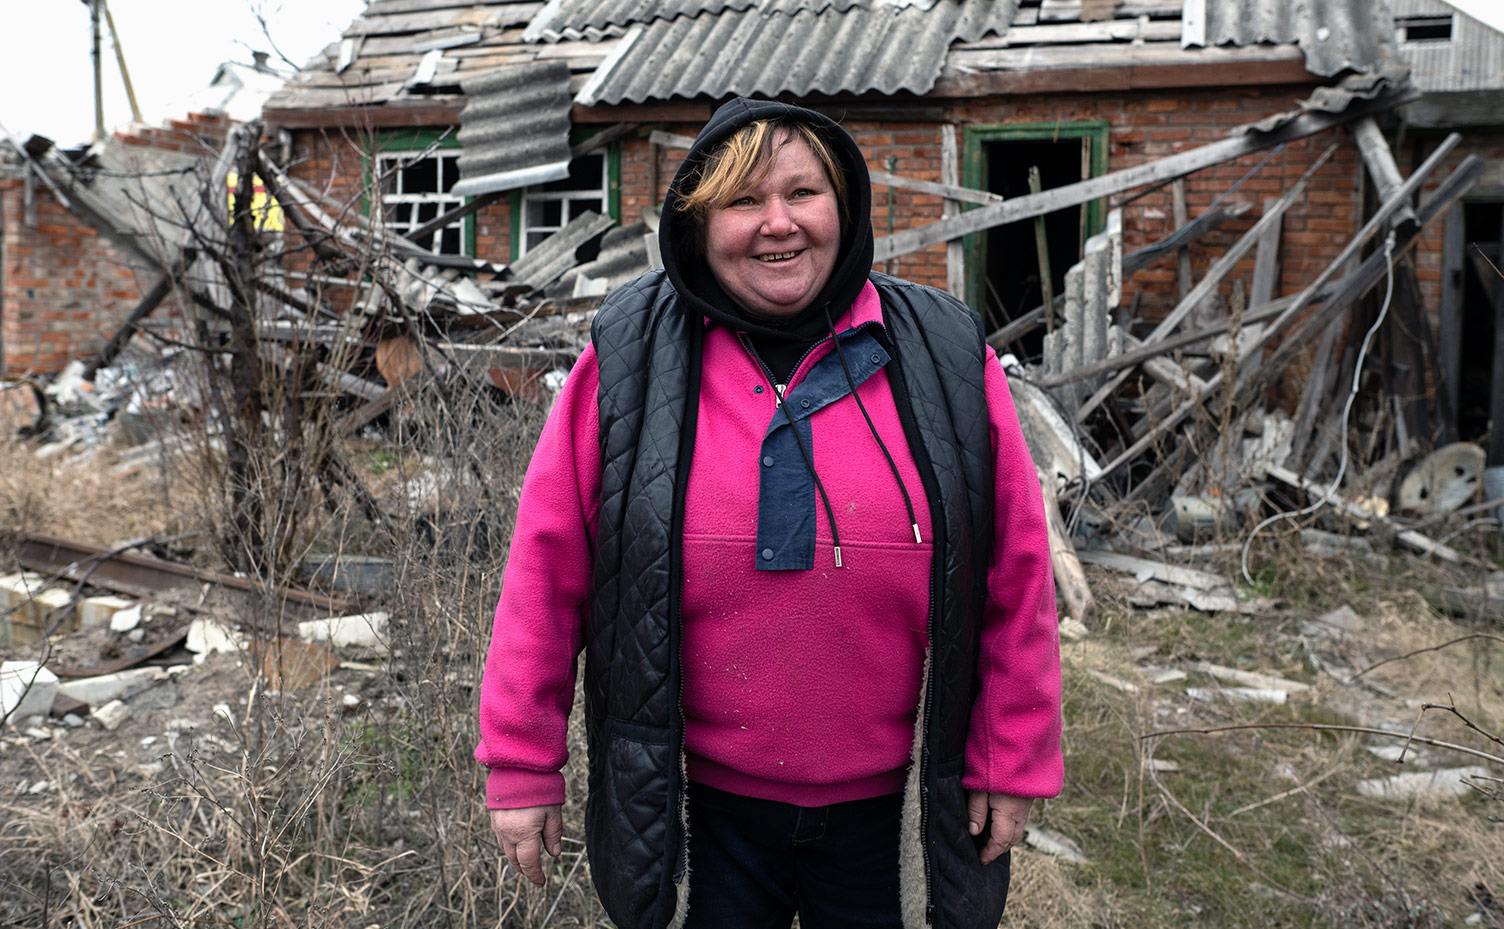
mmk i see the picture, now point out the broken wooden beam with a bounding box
[1121,199,1254,277]
[872,85,1418,262]
[1264,466,1463,563]
[1092,139,1472,481]
[1075,145,1335,422]
[1352,117,1418,233]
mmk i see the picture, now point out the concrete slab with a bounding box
[1356,766,1490,805]
[297,612,390,652]
[56,667,167,707]
[79,595,136,629]
[1,661,59,726]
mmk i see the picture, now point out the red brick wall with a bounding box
[290,86,1479,361]
[0,112,229,377]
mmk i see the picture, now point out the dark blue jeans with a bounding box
[683,783,904,929]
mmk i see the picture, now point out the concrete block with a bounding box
[110,604,143,632]
[1,661,59,726]
[298,612,389,653]
[94,699,130,731]
[56,667,166,707]
[80,595,136,629]
[186,618,245,659]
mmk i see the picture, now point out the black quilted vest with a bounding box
[587,270,1006,929]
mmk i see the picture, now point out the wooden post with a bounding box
[1489,217,1504,473]
[1029,166,1055,331]
[941,124,965,298]
[1171,178,1193,301]
[1038,469,1093,624]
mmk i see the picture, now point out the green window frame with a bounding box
[509,129,621,262]
[961,121,1109,312]
[365,128,476,258]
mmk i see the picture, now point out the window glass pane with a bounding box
[440,227,460,254]
[442,155,460,190]
[541,200,562,227]
[412,228,436,252]
[568,199,593,221]
[417,202,440,224]
[393,202,413,225]
[527,231,549,251]
[401,157,439,193]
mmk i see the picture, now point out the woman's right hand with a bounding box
[491,805,564,886]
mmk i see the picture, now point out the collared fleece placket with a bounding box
[752,324,890,571]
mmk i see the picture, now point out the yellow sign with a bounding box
[226,171,285,232]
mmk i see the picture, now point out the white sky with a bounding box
[0,0,365,148]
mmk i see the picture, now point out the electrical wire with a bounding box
[1240,229,1399,585]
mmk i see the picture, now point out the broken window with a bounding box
[1396,14,1453,42]
[377,149,467,256]
[518,152,609,255]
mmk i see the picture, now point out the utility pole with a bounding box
[89,0,104,141]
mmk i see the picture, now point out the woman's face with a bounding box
[704,133,841,319]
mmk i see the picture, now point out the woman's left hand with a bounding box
[965,791,1033,865]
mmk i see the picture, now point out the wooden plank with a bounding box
[1249,195,1283,307]
[1038,0,1183,22]
[1120,199,1253,275]
[1038,469,1094,623]
[1439,206,1465,444]
[366,0,529,14]
[1352,117,1419,230]
[342,5,538,37]
[933,48,1316,98]
[870,169,1002,207]
[964,18,1182,48]
[1073,145,1336,422]
[873,85,1413,263]
[941,124,965,297]
[1171,178,1193,300]
[265,98,466,129]
[649,130,698,150]
[943,38,1299,74]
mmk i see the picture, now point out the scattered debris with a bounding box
[1186,686,1290,705]
[1355,766,1492,805]
[1023,825,1089,863]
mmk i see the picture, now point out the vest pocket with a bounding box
[928,763,1011,929]
[586,717,676,928]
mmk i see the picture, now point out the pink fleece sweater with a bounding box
[476,282,1063,809]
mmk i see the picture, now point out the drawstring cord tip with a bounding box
[912,523,922,544]
[833,546,842,568]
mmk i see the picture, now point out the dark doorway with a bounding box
[981,138,1085,360]
[1455,200,1503,443]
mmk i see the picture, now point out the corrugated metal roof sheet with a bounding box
[1392,0,1504,93]
[454,62,574,196]
[574,0,1017,104]
[526,0,876,42]
[1184,0,1395,76]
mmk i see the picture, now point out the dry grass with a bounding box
[3,375,1503,928]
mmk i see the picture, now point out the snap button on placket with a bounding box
[762,456,774,467]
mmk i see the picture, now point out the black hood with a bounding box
[659,97,875,341]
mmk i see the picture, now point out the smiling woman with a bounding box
[701,130,841,319]
[476,97,1063,929]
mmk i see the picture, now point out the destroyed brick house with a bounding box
[247,0,1503,446]
[4,0,1504,619]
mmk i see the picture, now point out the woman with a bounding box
[477,97,1062,929]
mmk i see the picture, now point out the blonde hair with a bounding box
[675,120,848,224]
